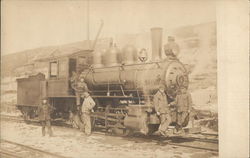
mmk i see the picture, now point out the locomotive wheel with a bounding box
[19,106,30,121]
[23,112,30,121]
[18,106,38,122]
[123,128,132,137]
[147,124,160,135]
[111,124,132,137]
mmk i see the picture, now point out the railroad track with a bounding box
[0,149,23,158]
[1,114,218,153]
[0,114,71,127]
[0,139,69,158]
[0,115,26,122]
[160,137,218,152]
[114,133,219,152]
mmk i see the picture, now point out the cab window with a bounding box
[49,61,58,78]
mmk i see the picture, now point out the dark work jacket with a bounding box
[176,92,192,112]
[38,103,53,121]
[73,81,89,93]
[164,42,180,57]
[153,91,170,114]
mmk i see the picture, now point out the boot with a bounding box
[48,127,53,137]
[42,127,46,136]
[175,125,184,135]
[160,131,169,137]
[175,124,182,132]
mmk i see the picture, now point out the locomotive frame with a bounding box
[16,28,200,136]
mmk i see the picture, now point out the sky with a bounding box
[1,0,216,55]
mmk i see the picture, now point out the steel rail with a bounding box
[0,115,26,122]
[176,135,218,144]
[123,135,219,152]
[167,142,218,152]
[199,132,218,137]
[0,149,24,158]
[1,139,69,158]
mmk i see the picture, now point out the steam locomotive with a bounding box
[16,28,193,135]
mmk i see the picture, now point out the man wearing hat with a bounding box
[175,87,193,132]
[72,76,89,107]
[153,84,171,136]
[81,92,96,136]
[37,98,53,136]
[164,36,180,59]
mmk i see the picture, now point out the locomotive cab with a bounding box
[16,50,94,120]
[47,50,92,97]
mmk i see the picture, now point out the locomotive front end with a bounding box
[80,27,190,135]
[162,60,189,99]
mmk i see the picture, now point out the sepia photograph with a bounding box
[0,0,249,158]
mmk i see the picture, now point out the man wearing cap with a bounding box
[72,77,89,107]
[164,36,180,59]
[153,84,171,136]
[175,87,193,132]
[37,98,53,136]
[81,92,96,136]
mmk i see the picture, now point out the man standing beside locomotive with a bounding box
[81,92,96,136]
[154,84,172,137]
[38,98,53,137]
[175,86,193,133]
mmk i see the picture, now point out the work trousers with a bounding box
[70,112,84,130]
[41,120,52,136]
[81,113,92,135]
[140,112,149,135]
[177,111,189,126]
[158,113,171,132]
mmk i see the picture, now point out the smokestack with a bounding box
[151,27,163,61]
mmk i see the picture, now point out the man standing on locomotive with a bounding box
[72,76,89,107]
[164,36,180,59]
[175,86,193,132]
[153,84,171,137]
[81,92,96,136]
[38,98,53,137]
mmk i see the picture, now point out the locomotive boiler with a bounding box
[83,28,188,98]
[16,27,192,135]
